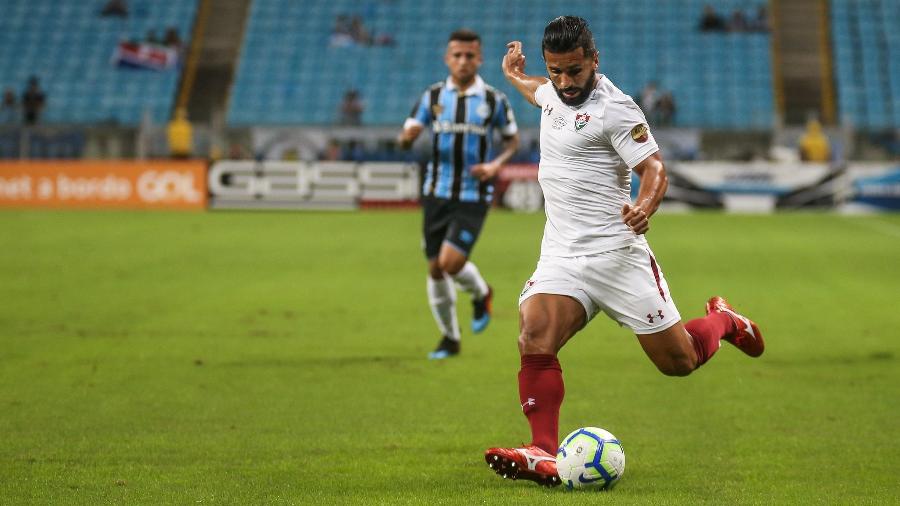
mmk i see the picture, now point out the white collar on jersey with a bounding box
[588,74,604,100]
[445,75,486,97]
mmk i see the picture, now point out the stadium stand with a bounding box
[830,0,900,130]
[0,0,198,125]
[1,0,893,138]
[228,0,774,129]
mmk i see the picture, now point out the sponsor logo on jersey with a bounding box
[574,112,591,131]
[552,116,567,130]
[543,104,554,116]
[631,123,649,143]
[432,120,488,136]
[476,102,491,120]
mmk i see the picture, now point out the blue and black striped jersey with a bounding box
[406,75,517,203]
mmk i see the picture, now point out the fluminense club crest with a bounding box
[574,112,591,131]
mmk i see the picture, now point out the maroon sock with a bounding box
[684,312,736,365]
[518,354,564,454]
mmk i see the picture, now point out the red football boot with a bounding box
[484,445,561,487]
[706,296,765,357]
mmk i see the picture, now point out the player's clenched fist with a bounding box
[622,203,650,235]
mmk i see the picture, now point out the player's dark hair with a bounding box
[449,29,481,44]
[542,16,596,58]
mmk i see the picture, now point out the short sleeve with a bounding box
[604,99,659,169]
[493,93,518,136]
[403,90,432,130]
[534,82,554,107]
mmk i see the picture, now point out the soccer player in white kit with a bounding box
[484,16,766,487]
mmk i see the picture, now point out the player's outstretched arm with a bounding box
[622,152,668,235]
[502,41,548,107]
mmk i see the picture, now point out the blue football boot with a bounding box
[471,286,493,333]
[428,336,460,360]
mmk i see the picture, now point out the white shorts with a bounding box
[518,245,681,334]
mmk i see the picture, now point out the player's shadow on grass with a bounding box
[762,351,895,366]
[219,354,423,370]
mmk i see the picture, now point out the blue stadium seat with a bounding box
[831,0,899,129]
[228,0,775,129]
[0,0,198,126]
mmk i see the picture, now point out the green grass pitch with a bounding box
[1,209,899,505]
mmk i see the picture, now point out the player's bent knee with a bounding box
[518,325,551,354]
[655,356,696,377]
[437,256,466,276]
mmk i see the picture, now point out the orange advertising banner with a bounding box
[0,160,207,209]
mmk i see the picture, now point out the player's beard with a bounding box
[553,73,596,106]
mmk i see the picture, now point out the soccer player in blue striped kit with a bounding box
[398,29,520,359]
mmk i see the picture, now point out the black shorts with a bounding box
[422,196,490,259]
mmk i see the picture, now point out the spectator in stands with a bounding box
[699,5,727,32]
[798,119,830,162]
[1,88,18,125]
[657,91,677,126]
[728,9,749,32]
[163,27,183,51]
[320,139,343,161]
[21,77,46,126]
[750,5,770,32]
[638,82,659,123]
[338,89,364,126]
[638,82,677,126]
[342,140,365,161]
[330,15,355,47]
[100,0,128,17]
[227,142,251,160]
[349,16,373,46]
[330,13,391,47]
[525,139,541,163]
[167,108,193,159]
[146,29,161,45]
[374,33,396,47]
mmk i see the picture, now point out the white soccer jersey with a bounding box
[534,75,659,257]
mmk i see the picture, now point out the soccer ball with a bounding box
[556,427,625,490]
